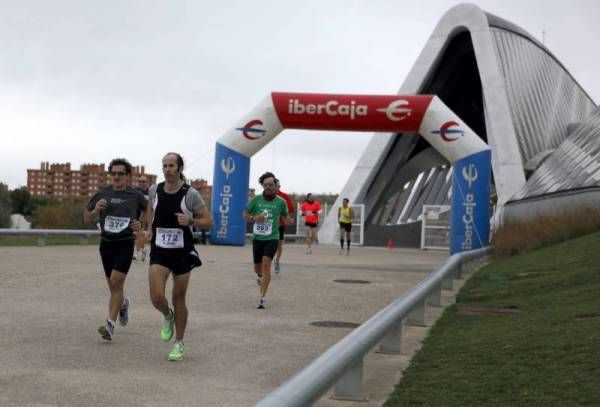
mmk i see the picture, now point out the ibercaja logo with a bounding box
[236,119,266,140]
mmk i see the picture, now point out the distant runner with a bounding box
[300,193,321,254]
[273,178,295,274]
[134,175,150,262]
[338,198,354,255]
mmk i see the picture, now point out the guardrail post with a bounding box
[454,262,464,279]
[377,321,403,354]
[470,255,487,272]
[37,234,47,247]
[427,283,442,307]
[331,358,366,401]
[442,273,454,290]
[406,299,426,326]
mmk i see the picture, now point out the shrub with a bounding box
[0,183,12,228]
[33,199,91,229]
[492,206,600,257]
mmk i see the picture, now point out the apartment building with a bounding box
[27,162,157,199]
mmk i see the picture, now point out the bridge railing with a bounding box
[255,246,490,406]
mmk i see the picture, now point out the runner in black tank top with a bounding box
[151,182,197,257]
[147,152,213,361]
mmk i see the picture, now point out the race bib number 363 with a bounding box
[156,228,184,249]
[253,222,272,236]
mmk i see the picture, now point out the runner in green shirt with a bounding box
[244,171,288,309]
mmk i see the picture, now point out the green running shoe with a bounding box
[160,309,174,342]
[98,319,114,341]
[168,342,184,361]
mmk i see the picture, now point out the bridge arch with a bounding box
[210,92,490,253]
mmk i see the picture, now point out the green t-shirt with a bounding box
[246,194,288,241]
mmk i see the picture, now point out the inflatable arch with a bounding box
[210,92,490,254]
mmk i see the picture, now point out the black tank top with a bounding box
[151,182,195,255]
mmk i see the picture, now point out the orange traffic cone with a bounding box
[386,238,394,251]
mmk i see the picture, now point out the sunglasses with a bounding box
[111,171,126,177]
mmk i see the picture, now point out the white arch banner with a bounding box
[211,92,490,253]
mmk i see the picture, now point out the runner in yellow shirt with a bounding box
[337,198,354,255]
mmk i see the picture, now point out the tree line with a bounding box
[0,184,92,229]
[0,183,342,229]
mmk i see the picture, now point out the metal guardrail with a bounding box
[0,228,100,236]
[256,246,491,406]
[0,228,101,246]
[0,228,211,246]
[0,229,308,246]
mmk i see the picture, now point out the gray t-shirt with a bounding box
[148,183,205,213]
[87,186,148,240]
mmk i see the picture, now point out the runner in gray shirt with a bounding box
[84,158,148,341]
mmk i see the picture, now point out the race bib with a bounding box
[104,216,130,233]
[253,222,272,236]
[156,228,184,249]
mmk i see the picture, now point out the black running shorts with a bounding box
[339,222,352,232]
[99,239,135,277]
[150,251,202,276]
[252,239,278,264]
[305,222,318,228]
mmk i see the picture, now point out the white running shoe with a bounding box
[256,276,262,286]
[274,262,280,274]
[256,297,266,309]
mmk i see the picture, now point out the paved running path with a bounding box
[0,243,452,406]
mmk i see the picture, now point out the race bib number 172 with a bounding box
[156,228,184,249]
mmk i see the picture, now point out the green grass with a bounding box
[0,235,100,246]
[385,231,600,407]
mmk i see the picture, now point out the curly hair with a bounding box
[258,171,276,185]
[108,158,132,174]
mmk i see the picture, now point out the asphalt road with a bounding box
[0,243,451,407]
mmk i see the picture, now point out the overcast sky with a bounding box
[2,0,598,194]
